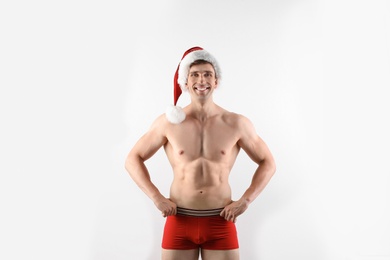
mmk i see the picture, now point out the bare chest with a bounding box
[167,119,240,161]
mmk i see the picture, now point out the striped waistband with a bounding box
[176,207,224,217]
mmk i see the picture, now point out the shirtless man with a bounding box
[125,47,276,260]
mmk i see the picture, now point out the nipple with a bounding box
[179,150,184,155]
[221,150,225,155]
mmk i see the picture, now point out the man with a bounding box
[125,47,276,260]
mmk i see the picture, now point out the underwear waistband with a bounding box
[176,207,224,217]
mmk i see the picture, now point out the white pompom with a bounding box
[165,104,186,124]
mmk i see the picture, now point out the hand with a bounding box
[154,197,177,217]
[220,200,248,223]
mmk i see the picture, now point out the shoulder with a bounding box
[148,113,172,134]
[220,111,259,143]
[221,111,254,129]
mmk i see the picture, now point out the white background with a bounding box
[1,0,389,259]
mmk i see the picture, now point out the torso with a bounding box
[164,108,241,209]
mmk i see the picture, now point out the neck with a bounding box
[189,99,218,122]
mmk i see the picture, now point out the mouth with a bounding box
[194,85,211,92]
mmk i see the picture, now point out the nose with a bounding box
[199,74,205,83]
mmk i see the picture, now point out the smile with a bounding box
[194,85,211,92]
[195,87,210,91]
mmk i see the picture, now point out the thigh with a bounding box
[201,216,239,250]
[201,249,239,260]
[162,249,199,260]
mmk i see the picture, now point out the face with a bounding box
[186,63,218,99]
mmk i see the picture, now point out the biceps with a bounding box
[240,137,271,164]
[132,133,167,161]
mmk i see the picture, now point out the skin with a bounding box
[125,62,276,260]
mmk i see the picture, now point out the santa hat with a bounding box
[165,46,221,124]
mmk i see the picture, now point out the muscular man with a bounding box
[125,47,276,260]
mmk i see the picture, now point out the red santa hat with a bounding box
[166,46,221,124]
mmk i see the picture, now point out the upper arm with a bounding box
[128,115,168,162]
[236,116,274,165]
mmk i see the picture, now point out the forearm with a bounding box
[125,154,165,203]
[221,159,275,222]
[239,159,276,204]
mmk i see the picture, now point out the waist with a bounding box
[176,207,224,217]
[170,182,232,208]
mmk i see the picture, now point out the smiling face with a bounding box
[186,62,218,101]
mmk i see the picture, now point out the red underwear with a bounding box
[162,207,239,250]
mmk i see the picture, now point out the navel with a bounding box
[199,191,203,194]
[179,150,184,155]
[221,150,226,155]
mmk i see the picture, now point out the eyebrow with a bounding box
[189,70,214,74]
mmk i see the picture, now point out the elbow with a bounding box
[124,151,140,176]
[270,157,276,173]
[124,156,133,178]
[124,156,131,173]
[125,150,147,179]
[124,152,132,171]
[271,164,276,177]
[270,158,276,176]
[264,157,276,177]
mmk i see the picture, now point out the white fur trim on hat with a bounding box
[165,104,186,124]
[177,50,221,91]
